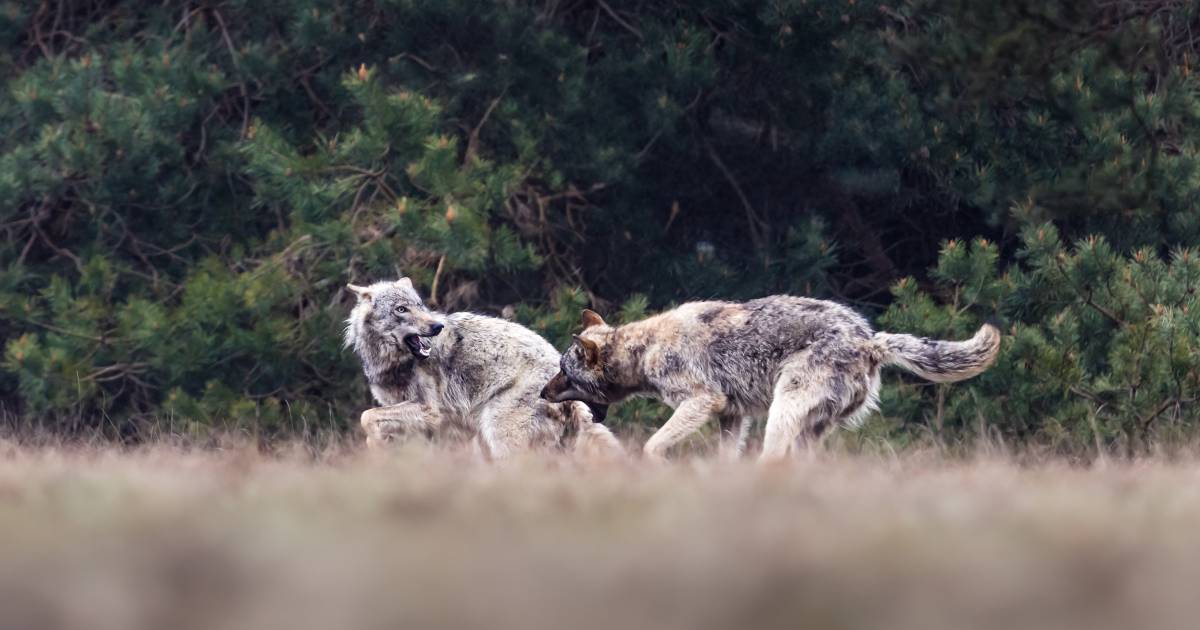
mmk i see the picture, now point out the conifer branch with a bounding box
[703,138,768,261]
[596,0,643,40]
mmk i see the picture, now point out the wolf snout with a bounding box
[428,322,445,336]
[539,378,560,401]
[540,372,568,401]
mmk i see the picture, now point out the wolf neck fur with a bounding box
[355,327,416,387]
[601,322,669,397]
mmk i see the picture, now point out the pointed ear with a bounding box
[581,309,607,330]
[394,277,414,290]
[573,334,601,367]
[347,284,373,301]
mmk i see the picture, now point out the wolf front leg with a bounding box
[643,393,727,463]
[360,402,443,450]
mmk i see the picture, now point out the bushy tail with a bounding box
[873,324,1001,383]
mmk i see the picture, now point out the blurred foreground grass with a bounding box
[1,441,1198,630]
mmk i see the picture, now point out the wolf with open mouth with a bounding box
[344,278,621,460]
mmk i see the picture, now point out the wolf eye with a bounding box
[395,306,408,313]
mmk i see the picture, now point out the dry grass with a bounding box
[2,439,1199,630]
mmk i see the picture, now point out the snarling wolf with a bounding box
[344,279,622,460]
[540,297,1000,462]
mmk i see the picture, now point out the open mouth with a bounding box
[403,334,433,359]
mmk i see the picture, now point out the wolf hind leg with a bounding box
[790,419,835,460]
[759,362,837,463]
[477,405,532,461]
[574,422,626,462]
[717,413,753,461]
[790,363,880,458]
[477,383,552,460]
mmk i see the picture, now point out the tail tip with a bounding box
[977,320,1003,364]
[979,321,1002,344]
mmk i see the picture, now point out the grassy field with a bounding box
[2,439,1199,630]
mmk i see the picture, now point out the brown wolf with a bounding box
[344,278,622,460]
[540,297,1000,462]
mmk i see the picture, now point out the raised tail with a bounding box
[873,323,1001,383]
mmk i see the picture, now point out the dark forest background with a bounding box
[3,0,1200,454]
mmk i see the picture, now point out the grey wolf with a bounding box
[344,278,622,460]
[540,296,1000,462]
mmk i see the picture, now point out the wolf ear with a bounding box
[581,309,607,330]
[572,334,602,367]
[394,277,414,290]
[347,284,373,301]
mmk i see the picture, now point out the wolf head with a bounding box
[344,278,445,360]
[540,309,615,406]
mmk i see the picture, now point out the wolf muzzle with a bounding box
[539,372,568,401]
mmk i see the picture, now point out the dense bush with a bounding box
[2,0,1199,453]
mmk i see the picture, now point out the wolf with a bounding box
[344,278,622,460]
[540,296,1000,462]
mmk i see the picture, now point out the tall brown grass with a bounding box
[1,436,1199,630]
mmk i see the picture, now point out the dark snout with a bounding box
[429,321,445,336]
[540,372,569,401]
